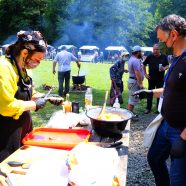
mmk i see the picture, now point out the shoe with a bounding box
[144,110,151,114]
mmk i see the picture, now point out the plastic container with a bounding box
[22,128,91,150]
[85,88,93,109]
[113,98,120,109]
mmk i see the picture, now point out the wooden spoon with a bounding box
[77,66,80,76]
[98,91,108,119]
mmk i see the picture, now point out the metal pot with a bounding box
[72,75,85,85]
[86,107,133,137]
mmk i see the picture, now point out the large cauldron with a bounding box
[72,75,85,85]
[86,107,133,137]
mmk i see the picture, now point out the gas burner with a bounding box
[70,84,90,92]
[89,129,122,143]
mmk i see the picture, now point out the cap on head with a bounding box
[121,51,129,57]
[17,30,47,52]
[132,45,142,52]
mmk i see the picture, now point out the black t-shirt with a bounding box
[143,54,169,80]
[161,54,186,130]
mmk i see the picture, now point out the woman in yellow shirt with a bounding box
[0,31,62,162]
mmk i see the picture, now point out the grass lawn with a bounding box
[31,60,152,127]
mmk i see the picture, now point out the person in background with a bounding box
[77,50,81,60]
[0,48,3,57]
[109,51,129,105]
[93,49,99,63]
[99,51,104,63]
[0,30,63,162]
[167,54,175,65]
[127,45,144,119]
[53,46,80,97]
[143,43,169,114]
[51,48,56,60]
[133,14,186,186]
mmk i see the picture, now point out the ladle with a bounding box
[77,66,80,76]
[98,91,108,119]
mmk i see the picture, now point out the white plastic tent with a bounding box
[141,47,153,52]
[79,46,99,50]
[105,46,127,51]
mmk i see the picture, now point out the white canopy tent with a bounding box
[105,46,127,51]
[79,46,99,50]
[2,44,11,48]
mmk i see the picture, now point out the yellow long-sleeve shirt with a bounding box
[0,56,25,119]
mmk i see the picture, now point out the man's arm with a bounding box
[132,87,164,99]
[110,65,117,80]
[152,88,164,98]
[53,61,57,74]
[143,64,150,79]
[71,54,80,68]
[160,55,169,72]
[161,65,169,71]
[135,70,143,89]
[164,65,169,70]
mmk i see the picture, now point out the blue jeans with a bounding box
[58,70,70,97]
[147,120,186,186]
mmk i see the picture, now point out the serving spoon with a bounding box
[77,65,80,76]
[98,90,108,119]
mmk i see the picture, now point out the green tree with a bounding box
[57,0,154,49]
[43,0,71,44]
[0,0,47,42]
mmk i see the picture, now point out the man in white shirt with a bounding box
[53,46,80,97]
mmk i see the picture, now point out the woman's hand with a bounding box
[34,98,47,111]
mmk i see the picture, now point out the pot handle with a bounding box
[103,141,123,148]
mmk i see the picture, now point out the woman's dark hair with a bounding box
[156,14,186,37]
[6,30,47,57]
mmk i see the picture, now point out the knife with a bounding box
[44,88,52,100]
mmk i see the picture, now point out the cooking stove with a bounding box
[70,84,90,92]
[88,128,123,143]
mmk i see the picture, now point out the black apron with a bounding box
[0,57,33,161]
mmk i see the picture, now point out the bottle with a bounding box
[79,106,84,113]
[64,94,72,113]
[113,98,120,109]
[85,88,93,110]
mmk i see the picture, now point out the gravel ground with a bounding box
[127,113,158,186]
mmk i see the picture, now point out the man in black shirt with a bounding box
[133,14,186,186]
[143,44,169,114]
